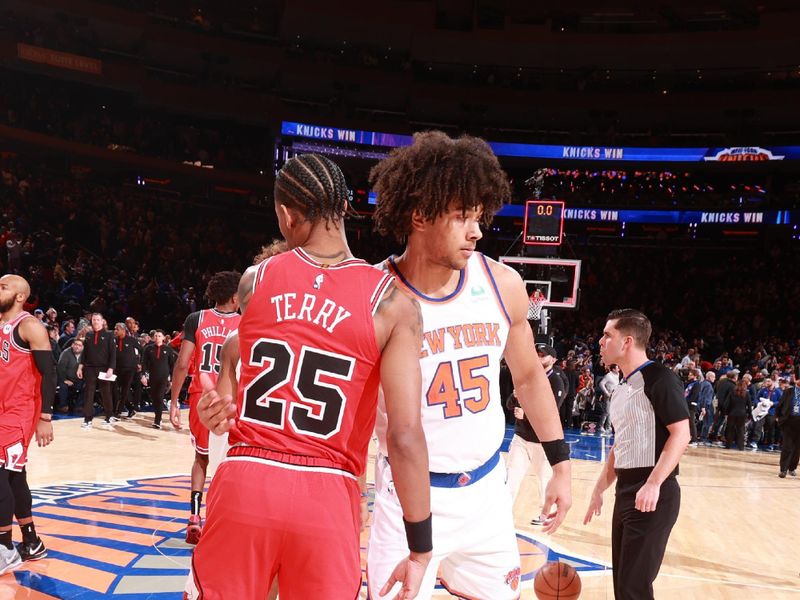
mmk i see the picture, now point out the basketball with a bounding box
[534,561,582,599]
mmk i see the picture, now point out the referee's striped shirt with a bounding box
[609,361,689,476]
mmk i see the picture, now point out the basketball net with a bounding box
[527,294,545,321]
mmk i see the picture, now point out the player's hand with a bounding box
[541,461,572,534]
[106,368,114,378]
[76,365,83,380]
[380,551,432,599]
[169,402,182,430]
[513,407,524,420]
[635,481,660,512]
[35,419,54,447]
[583,490,603,525]
[197,373,236,435]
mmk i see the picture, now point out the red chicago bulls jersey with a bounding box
[187,309,241,395]
[232,248,394,477]
[0,312,42,430]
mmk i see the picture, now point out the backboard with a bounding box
[498,256,581,309]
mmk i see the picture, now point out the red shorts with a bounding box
[188,449,362,599]
[189,392,209,455]
[0,423,32,473]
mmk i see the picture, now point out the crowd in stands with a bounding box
[0,157,268,331]
[530,168,799,209]
[547,330,797,453]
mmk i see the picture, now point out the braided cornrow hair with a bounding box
[274,154,352,223]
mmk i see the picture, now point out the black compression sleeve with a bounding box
[32,350,57,415]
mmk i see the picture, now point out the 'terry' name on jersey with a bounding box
[269,292,351,334]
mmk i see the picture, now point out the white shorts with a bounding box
[207,431,229,478]
[367,455,521,600]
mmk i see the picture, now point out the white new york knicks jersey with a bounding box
[375,252,510,473]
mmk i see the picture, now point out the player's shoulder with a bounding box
[479,253,523,285]
[374,278,420,323]
[372,257,391,274]
[477,253,526,309]
[17,313,47,339]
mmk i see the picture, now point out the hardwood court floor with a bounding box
[13,412,800,599]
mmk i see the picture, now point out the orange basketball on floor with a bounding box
[533,561,582,599]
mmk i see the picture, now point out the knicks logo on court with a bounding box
[18,477,608,599]
[13,475,198,599]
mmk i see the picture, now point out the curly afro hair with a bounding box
[369,131,510,242]
[205,270,242,306]
[253,239,289,264]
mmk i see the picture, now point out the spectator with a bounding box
[712,369,738,443]
[684,368,701,445]
[697,372,716,446]
[56,338,84,414]
[750,379,776,449]
[725,380,752,450]
[58,319,76,350]
[598,364,620,435]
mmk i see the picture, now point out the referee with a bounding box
[583,309,690,600]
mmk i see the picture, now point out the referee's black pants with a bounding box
[82,366,114,422]
[612,472,680,600]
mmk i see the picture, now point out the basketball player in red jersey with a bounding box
[0,274,57,573]
[187,154,431,600]
[169,271,241,544]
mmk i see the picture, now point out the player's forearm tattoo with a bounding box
[408,296,423,340]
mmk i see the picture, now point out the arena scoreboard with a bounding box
[523,200,565,246]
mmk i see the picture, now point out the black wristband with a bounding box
[541,439,571,466]
[403,514,433,554]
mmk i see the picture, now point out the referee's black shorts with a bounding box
[612,468,680,600]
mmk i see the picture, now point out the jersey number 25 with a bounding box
[241,338,354,439]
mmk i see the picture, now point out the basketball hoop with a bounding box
[527,293,545,321]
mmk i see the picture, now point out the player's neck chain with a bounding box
[302,247,351,263]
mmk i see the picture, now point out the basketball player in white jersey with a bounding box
[366,131,573,599]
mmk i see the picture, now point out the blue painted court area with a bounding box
[12,425,607,598]
[501,424,613,462]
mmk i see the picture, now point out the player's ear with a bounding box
[276,202,292,227]
[410,208,427,233]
